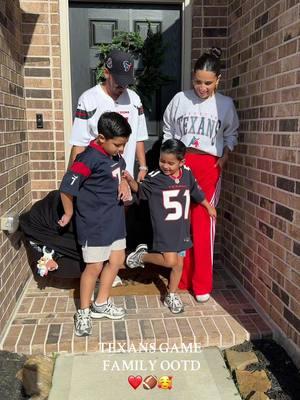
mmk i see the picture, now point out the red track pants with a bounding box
[179,153,221,295]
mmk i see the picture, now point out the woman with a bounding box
[163,47,239,302]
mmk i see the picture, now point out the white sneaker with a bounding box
[112,275,123,287]
[126,244,148,268]
[90,299,126,319]
[74,308,92,336]
[164,293,184,314]
[195,293,210,303]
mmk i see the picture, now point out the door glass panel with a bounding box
[90,20,117,46]
[134,21,161,40]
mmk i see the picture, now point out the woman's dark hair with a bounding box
[160,139,186,161]
[194,47,222,76]
[97,112,132,139]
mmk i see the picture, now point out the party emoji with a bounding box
[157,376,173,390]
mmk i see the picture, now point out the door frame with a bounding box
[60,0,193,165]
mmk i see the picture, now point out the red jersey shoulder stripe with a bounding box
[75,108,97,120]
[70,162,91,177]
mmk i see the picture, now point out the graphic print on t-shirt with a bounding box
[176,113,221,146]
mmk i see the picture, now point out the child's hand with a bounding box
[207,204,217,219]
[122,170,134,183]
[118,179,132,201]
[58,213,72,227]
[121,171,139,194]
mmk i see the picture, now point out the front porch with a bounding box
[1,264,272,355]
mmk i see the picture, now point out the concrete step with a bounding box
[49,347,242,400]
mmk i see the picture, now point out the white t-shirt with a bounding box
[163,90,239,156]
[70,84,148,175]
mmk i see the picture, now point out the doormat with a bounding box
[111,266,170,296]
[33,265,174,297]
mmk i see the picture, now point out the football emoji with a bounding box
[143,375,158,389]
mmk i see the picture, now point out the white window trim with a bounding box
[60,0,193,165]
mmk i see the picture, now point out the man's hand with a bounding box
[137,169,147,182]
[58,213,72,227]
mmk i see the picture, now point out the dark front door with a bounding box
[69,2,182,137]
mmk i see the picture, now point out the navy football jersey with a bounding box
[60,140,126,246]
[139,166,205,252]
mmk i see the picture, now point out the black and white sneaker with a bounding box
[164,293,184,314]
[126,244,148,268]
[74,308,92,336]
[90,299,126,320]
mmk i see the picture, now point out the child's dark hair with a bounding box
[194,47,222,76]
[160,139,186,161]
[97,112,131,139]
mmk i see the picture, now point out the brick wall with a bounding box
[222,0,300,349]
[192,0,229,261]
[20,0,65,201]
[192,0,228,82]
[0,0,32,336]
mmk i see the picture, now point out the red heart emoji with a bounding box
[128,375,142,389]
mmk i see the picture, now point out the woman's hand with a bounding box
[215,153,228,169]
[215,147,230,170]
[207,204,217,219]
[58,213,72,227]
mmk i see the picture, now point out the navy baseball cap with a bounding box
[105,50,134,87]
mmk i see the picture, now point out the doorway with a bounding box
[69,2,182,137]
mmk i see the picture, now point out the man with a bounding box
[69,50,149,287]
[69,49,149,181]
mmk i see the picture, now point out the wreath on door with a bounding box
[95,22,173,112]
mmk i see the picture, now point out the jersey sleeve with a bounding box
[70,95,95,147]
[188,169,205,203]
[138,174,152,200]
[223,99,239,151]
[59,151,95,197]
